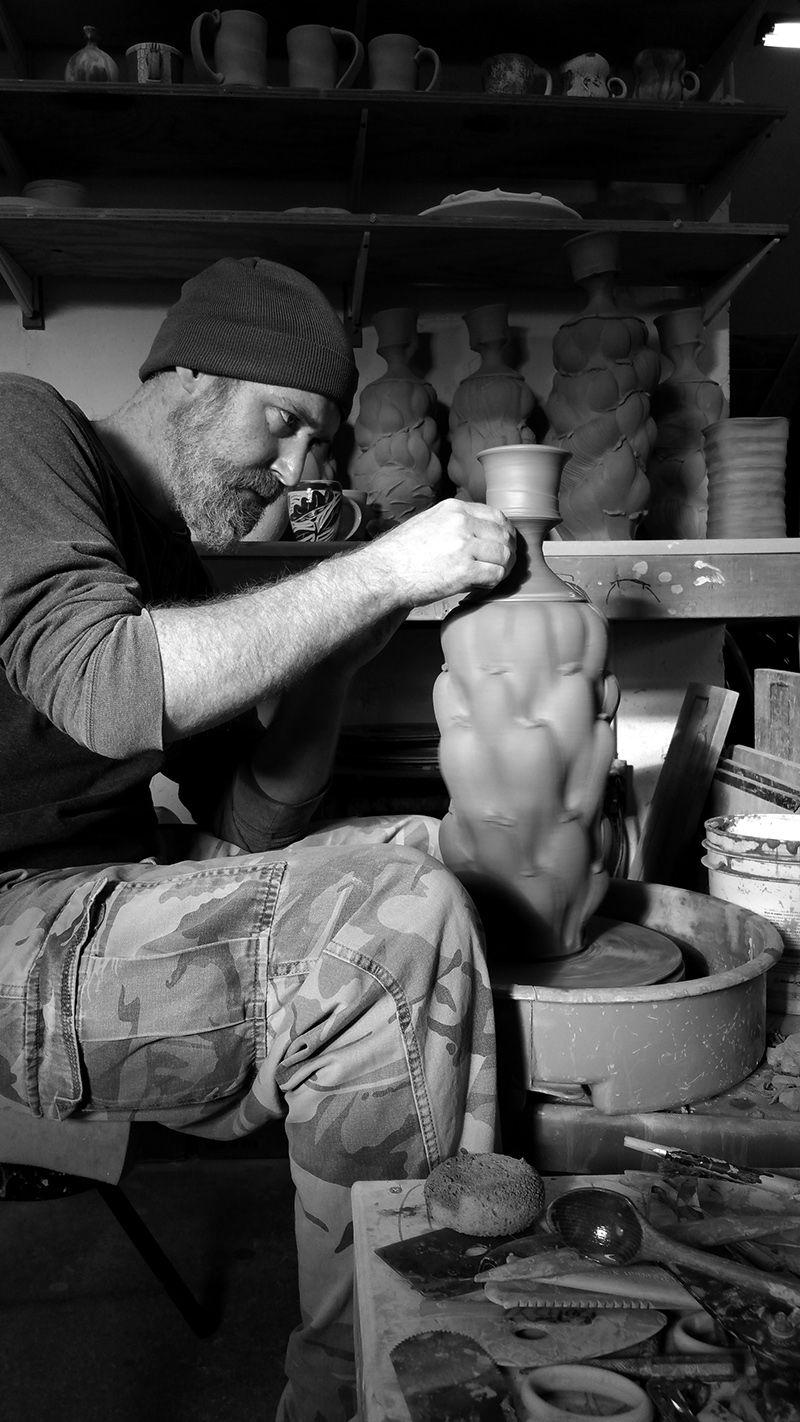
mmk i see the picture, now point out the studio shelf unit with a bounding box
[0,0,789,329]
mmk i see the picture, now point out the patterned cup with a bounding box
[287,480,343,541]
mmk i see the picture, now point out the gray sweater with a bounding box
[0,374,316,872]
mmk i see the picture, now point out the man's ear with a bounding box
[175,366,204,394]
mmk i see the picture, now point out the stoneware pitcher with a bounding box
[191,9,268,86]
[287,24,363,89]
[368,34,441,92]
[633,48,700,102]
[560,52,627,98]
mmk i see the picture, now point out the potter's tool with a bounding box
[389,1329,511,1420]
[646,1378,708,1421]
[546,1188,800,1310]
[624,1137,800,1201]
[406,1301,667,1368]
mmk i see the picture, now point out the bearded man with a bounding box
[0,256,514,1422]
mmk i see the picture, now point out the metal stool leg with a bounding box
[96,1182,217,1337]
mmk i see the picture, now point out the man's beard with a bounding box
[163,379,285,552]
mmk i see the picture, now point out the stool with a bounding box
[0,1159,217,1337]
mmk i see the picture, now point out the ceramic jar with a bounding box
[351,308,442,529]
[703,416,789,538]
[448,303,538,502]
[643,306,729,539]
[545,231,660,540]
[434,443,619,961]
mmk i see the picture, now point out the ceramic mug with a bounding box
[560,52,627,99]
[191,9,268,87]
[287,480,343,541]
[126,42,184,82]
[368,34,441,92]
[633,47,700,102]
[481,52,552,95]
[287,24,363,89]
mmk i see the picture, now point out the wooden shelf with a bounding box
[0,210,786,300]
[0,83,784,193]
[202,538,800,623]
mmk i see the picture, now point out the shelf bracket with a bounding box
[696,118,782,222]
[702,236,782,324]
[345,228,371,344]
[348,106,368,215]
[0,0,30,79]
[0,245,44,328]
[699,0,768,99]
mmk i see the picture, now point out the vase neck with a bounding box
[501,517,584,601]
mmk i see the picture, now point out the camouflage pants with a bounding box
[0,815,498,1422]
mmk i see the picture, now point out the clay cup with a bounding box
[481,53,552,95]
[368,34,441,92]
[287,24,363,88]
[126,42,184,82]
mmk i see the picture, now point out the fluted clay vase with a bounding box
[643,306,729,539]
[352,308,442,529]
[545,231,660,540]
[448,303,539,502]
[703,416,790,538]
[433,444,620,960]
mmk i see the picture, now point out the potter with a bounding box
[287,24,363,89]
[368,34,441,92]
[481,52,553,95]
[191,8,268,86]
[560,52,627,99]
[633,47,700,102]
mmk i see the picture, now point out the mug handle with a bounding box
[332,27,364,89]
[532,62,553,96]
[608,75,627,98]
[191,10,224,84]
[681,69,700,99]
[415,45,442,92]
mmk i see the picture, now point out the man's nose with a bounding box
[273,441,308,488]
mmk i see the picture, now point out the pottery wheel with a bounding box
[516,917,685,989]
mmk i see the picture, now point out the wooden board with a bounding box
[629,682,738,883]
[755,668,800,766]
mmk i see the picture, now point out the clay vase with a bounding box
[191,9,268,86]
[433,444,620,961]
[642,306,729,539]
[286,24,363,89]
[703,417,790,538]
[64,25,119,82]
[448,303,539,502]
[633,48,700,102]
[545,231,660,540]
[351,308,442,529]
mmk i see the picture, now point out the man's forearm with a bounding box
[150,499,515,742]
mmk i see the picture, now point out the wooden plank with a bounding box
[629,682,738,883]
[755,668,800,764]
[202,539,800,621]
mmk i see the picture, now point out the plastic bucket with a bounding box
[703,813,800,1013]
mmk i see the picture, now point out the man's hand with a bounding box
[363,498,516,609]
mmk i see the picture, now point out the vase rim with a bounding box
[477,443,565,459]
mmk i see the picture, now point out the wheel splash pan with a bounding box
[490,879,783,1115]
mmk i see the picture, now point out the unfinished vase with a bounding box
[448,303,538,502]
[642,307,729,539]
[433,443,619,960]
[352,308,442,529]
[545,231,660,540]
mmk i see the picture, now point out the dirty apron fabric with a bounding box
[0,814,498,1422]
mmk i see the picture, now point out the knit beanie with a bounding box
[139,256,358,417]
